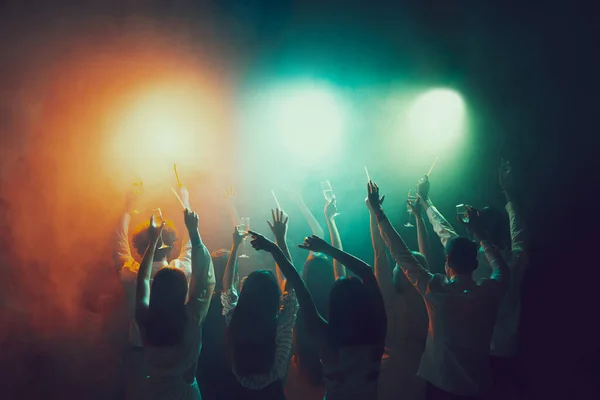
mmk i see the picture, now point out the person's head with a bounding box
[302,254,335,317]
[479,206,510,249]
[393,251,428,293]
[211,249,231,292]
[132,220,177,261]
[227,269,281,376]
[293,254,336,385]
[144,267,189,347]
[328,276,380,347]
[445,237,479,278]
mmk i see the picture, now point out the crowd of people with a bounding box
[113,160,527,400]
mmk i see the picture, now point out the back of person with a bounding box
[421,278,502,395]
[285,354,326,400]
[197,294,246,400]
[144,302,204,400]
[321,344,382,400]
[320,277,386,400]
[380,281,428,400]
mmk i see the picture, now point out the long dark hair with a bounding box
[328,277,378,347]
[227,270,281,376]
[144,267,188,347]
[294,254,335,386]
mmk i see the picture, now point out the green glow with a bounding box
[268,82,345,165]
[408,88,466,145]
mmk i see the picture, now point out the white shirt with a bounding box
[113,212,192,347]
[426,202,528,357]
[377,216,510,395]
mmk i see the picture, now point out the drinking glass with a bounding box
[456,204,469,223]
[238,217,250,258]
[151,208,171,249]
[404,191,417,228]
[321,181,334,203]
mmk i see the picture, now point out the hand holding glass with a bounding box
[456,204,469,223]
[237,217,250,258]
[151,208,171,249]
[321,181,334,203]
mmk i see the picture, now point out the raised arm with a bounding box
[298,234,386,342]
[417,175,459,249]
[325,198,346,279]
[407,195,432,265]
[135,216,165,325]
[368,182,434,295]
[267,209,291,292]
[174,186,192,276]
[183,209,216,323]
[499,159,528,268]
[222,227,246,292]
[365,197,395,298]
[113,191,139,276]
[184,210,216,299]
[285,186,325,260]
[249,231,327,340]
[286,186,325,237]
[460,206,511,292]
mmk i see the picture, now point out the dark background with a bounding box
[0,1,597,398]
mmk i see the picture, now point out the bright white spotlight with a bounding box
[269,83,345,164]
[106,83,218,185]
[408,88,466,145]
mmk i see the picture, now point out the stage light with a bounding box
[105,82,220,186]
[266,82,345,165]
[408,88,466,145]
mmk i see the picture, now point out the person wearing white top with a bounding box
[113,187,193,399]
[416,161,528,398]
[368,181,510,399]
[135,209,215,400]
[367,197,429,400]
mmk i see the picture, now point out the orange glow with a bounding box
[104,77,226,186]
[1,28,233,339]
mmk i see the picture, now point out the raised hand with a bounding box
[367,181,383,212]
[365,193,385,212]
[184,209,199,233]
[298,235,332,253]
[417,175,430,200]
[232,226,247,248]
[148,215,166,243]
[324,197,339,220]
[407,194,423,217]
[224,186,236,203]
[268,209,289,241]
[457,205,486,240]
[249,230,279,253]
